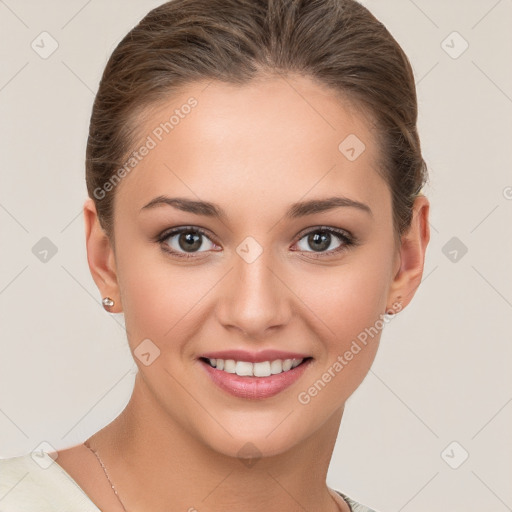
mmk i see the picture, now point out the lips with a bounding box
[197,349,313,399]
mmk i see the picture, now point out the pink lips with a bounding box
[198,350,313,400]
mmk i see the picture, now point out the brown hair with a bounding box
[85,0,428,247]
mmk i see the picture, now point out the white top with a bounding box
[0,452,376,511]
[0,452,99,511]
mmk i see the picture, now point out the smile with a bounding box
[203,357,305,377]
[198,356,313,399]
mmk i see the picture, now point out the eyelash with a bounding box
[155,225,358,260]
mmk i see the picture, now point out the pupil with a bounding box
[309,232,330,252]
[179,231,202,252]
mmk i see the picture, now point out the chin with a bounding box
[206,432,302,462]
[194,411,318,462]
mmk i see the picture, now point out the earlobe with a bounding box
[386,195,430,312]
[83,198,122,312]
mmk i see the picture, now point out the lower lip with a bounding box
[199,358,313,400]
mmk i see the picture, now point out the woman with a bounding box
[0,0,430,510]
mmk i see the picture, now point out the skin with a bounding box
[56,74,430,512]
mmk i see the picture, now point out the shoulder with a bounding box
[0,453,51,510]
[0,452,99,511]
[335,489,380,512]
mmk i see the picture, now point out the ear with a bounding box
[386,195,430,313]
[83,198,122,312]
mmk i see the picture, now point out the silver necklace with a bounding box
[84,440,127,511]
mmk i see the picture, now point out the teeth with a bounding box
[235,361,253,376]
[206,357,304,377]
[224,359,236,373]
[253,361,271,377]
[270,360,282,374]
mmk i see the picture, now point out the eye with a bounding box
[155,225,357,260]
[293,227,356,257]
[157,226,218,258]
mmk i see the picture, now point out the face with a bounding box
[89,75,412,459]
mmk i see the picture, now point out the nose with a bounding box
[216,245,292,339]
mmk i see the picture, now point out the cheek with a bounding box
[116,247,218,354]
[292,255,392,343]
[294,273,387,415]
[289,251,393,396]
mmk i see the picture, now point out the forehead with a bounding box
[114,75,388,221]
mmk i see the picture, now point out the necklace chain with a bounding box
[84,440,127,511]
[83,440,344,512]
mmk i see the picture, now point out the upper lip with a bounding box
[199,349,311,363]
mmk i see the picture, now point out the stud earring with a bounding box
[102,297,115,309]
[385,297,402,315]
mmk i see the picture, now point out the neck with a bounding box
[88,373,345,512]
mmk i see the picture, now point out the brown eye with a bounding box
[159,227,217,257]
[176,231,203,252]
[294,227,355,257]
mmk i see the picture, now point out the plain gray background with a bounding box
[1,1,511,510]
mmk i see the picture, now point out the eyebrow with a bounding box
[140,195,373,219]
